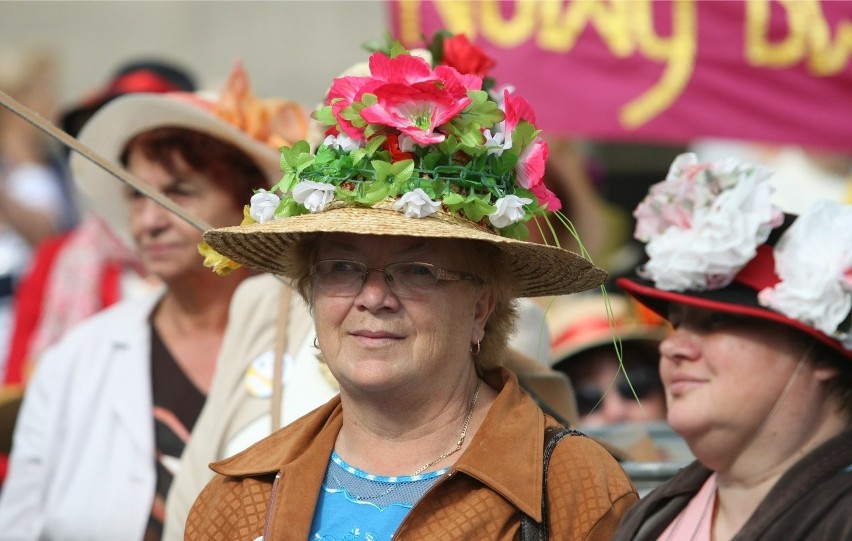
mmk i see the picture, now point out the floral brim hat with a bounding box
[71,63,309,249]
[202,34,606,297]
[616,153,852,358]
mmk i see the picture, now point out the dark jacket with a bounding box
[612,427,852,540]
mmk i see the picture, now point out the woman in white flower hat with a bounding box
[186,34,637,540]
[0,65,312,540]
[612,153,852,540]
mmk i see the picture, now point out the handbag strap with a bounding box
[520,426,585,541]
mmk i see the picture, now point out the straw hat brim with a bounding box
[70,93,281,248]
[203,205,607,298]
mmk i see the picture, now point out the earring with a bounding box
[470,341,481,356]
[313,337,319,348]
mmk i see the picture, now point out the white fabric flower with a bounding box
[636,153,783,291]
[292,180,336,213]
[323,133,360,153]
[249,189,280,223]
[392,188,441,218]
[489,195,532,228]
[758,200,852,349]
[483,128,511,157]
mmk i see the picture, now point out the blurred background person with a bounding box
[0,65,303,540]
[548,293,668,429]
[614,153,852,540]
[0,47,76,375]
[0,63,197,483]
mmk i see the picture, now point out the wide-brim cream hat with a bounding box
[70,93,282,248]
[203,201,607,298]
[70,65,310,248]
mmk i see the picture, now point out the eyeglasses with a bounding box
[310,259,482,299]
[574,367,662,417]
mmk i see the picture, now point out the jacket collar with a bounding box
[210,368,547,520]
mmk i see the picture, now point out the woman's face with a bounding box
[312,233,495,396]
[125,147,244,283]
[659,304,829,454]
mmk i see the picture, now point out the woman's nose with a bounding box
[354,269,400,311]
[659,328,700,363]
[132,197,171,232]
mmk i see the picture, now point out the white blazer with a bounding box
[0,291,163,540]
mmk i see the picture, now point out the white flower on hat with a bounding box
[292,180,336,213]
[489,195,532,228]
[249,189,281,223]
[323,133,360,153]
[392,188,441,218]
[482,128,511,157]
[758,200,852,349]
[635,153,784,291]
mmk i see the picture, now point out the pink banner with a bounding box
[388,0,852,151]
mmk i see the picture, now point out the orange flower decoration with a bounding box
[213,62,310,150]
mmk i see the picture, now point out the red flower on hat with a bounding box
[384,134,414,162]
[441,34,496,78]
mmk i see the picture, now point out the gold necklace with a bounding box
[411,378,481,476]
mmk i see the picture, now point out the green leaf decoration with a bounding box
[275,171,300,194]
[364,135,387,155]
[295,153,316,173]
[442,192,466,210]
[500,221,530,241]
[461,193,496,222]
[313,106,336,126]
[278,198,309,218]
[389,159,414,184]
[389,40,407,58]
[361,178,391,204]
[371,160,391,183]
[510,121,540,151]
[461,91,504,127]
[420,151,443,171]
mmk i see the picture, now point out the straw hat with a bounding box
[547,294,668,369]
[71,64,309,248]
[202,37,606,297]
[617,153,852,358]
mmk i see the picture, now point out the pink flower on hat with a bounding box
[360,82,471,145]
[758,200,852,349]
[327,52,476,144]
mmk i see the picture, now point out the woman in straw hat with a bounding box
[186,35,637,540]
[612,153,852,540]
[0,65,311,540]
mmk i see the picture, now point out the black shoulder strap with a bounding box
[520,426,584,541]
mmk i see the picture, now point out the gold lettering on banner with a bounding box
[621,0,697,129]
[479,0,537,47]
[746,0,852,76]
[394,0,698,130]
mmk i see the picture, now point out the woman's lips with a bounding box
[667,374,705,396]
[350,330,403,345]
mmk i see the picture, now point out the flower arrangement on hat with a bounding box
[201,32,570,276]
[625,152,852,354]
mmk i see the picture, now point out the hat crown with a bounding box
[248,33,561,241]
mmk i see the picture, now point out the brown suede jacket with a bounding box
[185,369,638,540]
